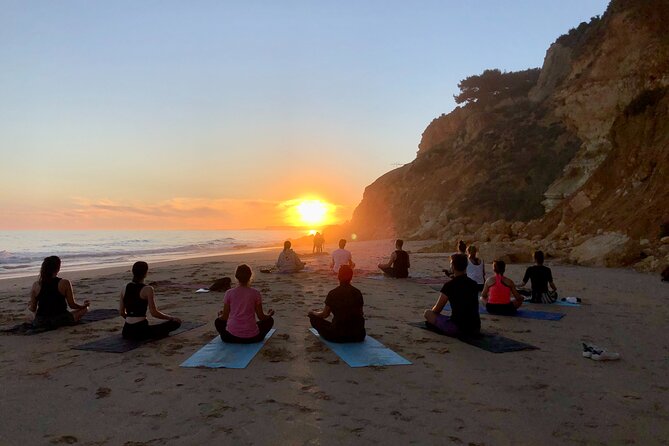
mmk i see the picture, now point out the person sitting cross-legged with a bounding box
[276,240,306,273]
[423,253,480,337]
[308,265,366,342]
[215,264,274,343]
[517,250,557,303]
[480,260,523,315]
[120,261,182,340]
[378,239,410,278]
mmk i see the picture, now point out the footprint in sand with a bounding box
[95,387,112,399]
[50,435,78,444]
[261,347,296,362]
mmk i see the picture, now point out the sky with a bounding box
[0,0,609,230]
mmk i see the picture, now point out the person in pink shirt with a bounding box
[215,264,274,343]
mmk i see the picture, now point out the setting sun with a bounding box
[281,198,337,228]
[296,200,327,225]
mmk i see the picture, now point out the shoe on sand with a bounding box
[582,342,620,361]
[582,343,595,358]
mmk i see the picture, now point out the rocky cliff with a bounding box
[350,0,669,271]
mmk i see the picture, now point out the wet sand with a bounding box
[1,239,667,445]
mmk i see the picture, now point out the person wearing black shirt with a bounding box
[308,265,365,342]
[518,250,557,303]
[423,253,480,337]
[378,239,410,278]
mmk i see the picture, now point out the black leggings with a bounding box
[379,266,408,278]
[309,315,366,343]
[215,317,274,344]
[486,303,517,315]
[122,319,181,340]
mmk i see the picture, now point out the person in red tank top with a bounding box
[480,260,523,315]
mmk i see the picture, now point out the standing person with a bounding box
[423,254,480,337]
[518,250,558,303]
[313,232,324,254]
[119,261,181,340]
[331,239,355,273]
[28,256,90,329]
[308,265,365,342]
[480,260,523,315]
[276,240,306,273]
[444,240,468,277]
[215,264,274,343]
[318,233,325,252]
[317,233,325,253]
[312,232,320,254]
[378,239,410,278]
[466,245,486,293]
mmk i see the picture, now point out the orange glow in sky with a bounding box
[281,198,337,229]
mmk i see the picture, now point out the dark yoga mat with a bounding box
[1,308,120,335]
[408,322,538,353]
[72,321,205,353]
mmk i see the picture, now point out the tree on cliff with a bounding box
[454,68,540,106]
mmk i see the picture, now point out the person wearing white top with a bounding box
[465,245,486,293]
[330,239,355,273]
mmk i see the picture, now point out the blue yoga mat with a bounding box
[309,328,411,367]
[180,329,276,369]
[442,304,565,321]
[481,307,565,320]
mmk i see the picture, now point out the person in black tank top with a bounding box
[378,239,410,278]
[28,256,90,330]
[119,261,181,341]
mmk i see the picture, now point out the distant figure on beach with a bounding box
[215,264,274,343]
[444,240,467,277]
[313,232,324,254]
[28,256,90,329]
[119,261,182,340]
[331,239,355,273]
[309,265,366,342]
[466,245,486,293]
[480,260,523,315]
[424,253,480,337]
[276,241,306,273]
[378,239,410,278]
[518,250,557,303]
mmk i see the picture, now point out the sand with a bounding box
[1,239,668,445]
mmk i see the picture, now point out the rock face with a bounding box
[350,0,669,270]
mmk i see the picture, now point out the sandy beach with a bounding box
[1,239,668,445]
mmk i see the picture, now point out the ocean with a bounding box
[0,229,306,279]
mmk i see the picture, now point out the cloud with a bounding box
[1,195,352,230]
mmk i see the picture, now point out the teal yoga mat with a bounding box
[180,329,276,369]
[309,328,411,367]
